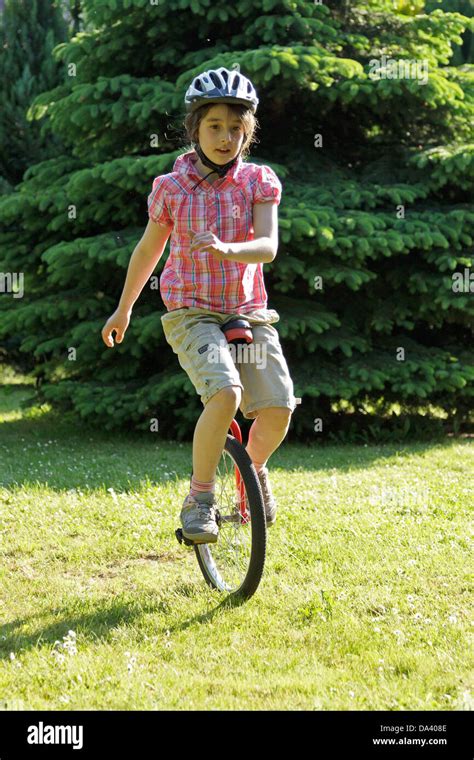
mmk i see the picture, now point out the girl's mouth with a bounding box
[216,149,231,154]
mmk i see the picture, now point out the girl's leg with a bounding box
[245,407,292,470]
[192,385,242,484]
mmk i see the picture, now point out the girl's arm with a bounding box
[190,202,279,264]
[117,219,172,312]
[224,238,275,264]
[227,201,279,263]
[102,218,172,347]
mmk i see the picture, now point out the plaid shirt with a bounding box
[147,150,282,313]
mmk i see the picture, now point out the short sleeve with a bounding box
[253,164,282,206]
[147,175,173,226]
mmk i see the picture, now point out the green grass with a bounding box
[0,380,472,710]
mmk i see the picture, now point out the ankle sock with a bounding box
[190,475,215,498]
[252,461,267,475]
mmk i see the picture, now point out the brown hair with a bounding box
[183,102,259,159]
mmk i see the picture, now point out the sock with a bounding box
[252,460,267,475]
[190,475,215,500]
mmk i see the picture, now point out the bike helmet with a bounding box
[185,67,259,114]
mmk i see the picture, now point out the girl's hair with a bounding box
[183,102,259,159]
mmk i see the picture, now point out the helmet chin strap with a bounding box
[192,142,241,190]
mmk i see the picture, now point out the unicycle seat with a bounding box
[221,318,253,345]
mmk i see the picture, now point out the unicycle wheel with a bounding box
[193,433,266,600]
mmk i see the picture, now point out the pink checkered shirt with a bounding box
[147,150,282,313]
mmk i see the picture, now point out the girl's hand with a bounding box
[101,308,131,348]
[189,230,230,261]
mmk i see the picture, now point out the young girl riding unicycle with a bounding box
[102,67,297,546]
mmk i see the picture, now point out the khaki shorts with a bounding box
[161,306,298,419]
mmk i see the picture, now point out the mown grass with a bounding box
[0,379,472,710]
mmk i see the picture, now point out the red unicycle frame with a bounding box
[228,418,250,525]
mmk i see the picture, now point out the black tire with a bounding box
[194,434,267,600]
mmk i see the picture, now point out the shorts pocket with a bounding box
[183,326,226,370]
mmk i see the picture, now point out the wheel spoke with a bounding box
[197,449,252,591]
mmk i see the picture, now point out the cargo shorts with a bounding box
[160,306,298,420]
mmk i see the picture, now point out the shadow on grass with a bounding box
[166,590,250,634]
[0,602,153,660]
[0,585,246,659]
[0,385,470,494]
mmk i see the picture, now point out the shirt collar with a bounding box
[173,149,243,188]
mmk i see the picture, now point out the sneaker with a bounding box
[180,493,219,544]
[256,466,277,526]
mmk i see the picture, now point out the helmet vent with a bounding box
[210,71,221,88]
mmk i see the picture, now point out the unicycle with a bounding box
[175,417,267,600]
[175,317,268,600]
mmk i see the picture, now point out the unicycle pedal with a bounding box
[175,528,195,547]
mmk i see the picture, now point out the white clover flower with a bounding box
[107,487,119,503]
[52,630,77,659]
[62,631,77,655]
[125,651,137,674]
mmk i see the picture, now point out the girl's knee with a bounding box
[257,406,292,429]
[210,385,242,411]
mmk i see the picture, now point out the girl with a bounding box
[102,67,297,544]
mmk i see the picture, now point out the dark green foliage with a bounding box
[0,0,472,441]
[0,0,72,190]
[425,0,474,63]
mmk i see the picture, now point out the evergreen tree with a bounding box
[0,0,472,441]
[426,0,474,63]
[0,0,89,374]
[0,0,72,191]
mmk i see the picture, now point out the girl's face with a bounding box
[197,104,245,164]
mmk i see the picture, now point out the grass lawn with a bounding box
[0,380,472,710]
